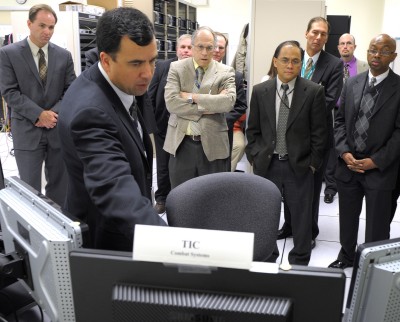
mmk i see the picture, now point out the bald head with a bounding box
[367,33,397,76]
[338,33,357,62]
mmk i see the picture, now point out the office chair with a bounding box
[166,172,281,262]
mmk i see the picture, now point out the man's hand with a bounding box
[342,152,377,173]
[35,110,58,129]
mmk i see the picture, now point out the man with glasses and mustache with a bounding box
[164,26,236,188]
[246,41,328,265]
[329,34,400,269]
[277,17,343,251]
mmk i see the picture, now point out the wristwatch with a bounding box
[187,94,194,104]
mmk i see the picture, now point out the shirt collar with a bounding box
[304,50,321,65]
[368,68,389,86]
[276,76,297,92]
[342,56,356,66]
[193,58,210,71]
[27,37,49,57]
[98,63,134,113]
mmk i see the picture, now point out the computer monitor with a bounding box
[0,176,88,322]
[69,248,346,322]
[344,237,400,322]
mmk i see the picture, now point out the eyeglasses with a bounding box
[194,44,214,52]
[367,49,395,57]
[277,58,301,66]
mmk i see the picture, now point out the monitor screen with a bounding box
[0,176,89,322]
[344,237,400,322]
[70,248,346,322]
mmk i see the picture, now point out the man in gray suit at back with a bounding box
[0,4,76,205]
[164,26,236,188]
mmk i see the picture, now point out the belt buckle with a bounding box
[279,154,288,161]
[191,135,201,141]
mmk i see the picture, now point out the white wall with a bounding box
[197,0,400,70]
[196,0,251,65]
[325,0,385,63]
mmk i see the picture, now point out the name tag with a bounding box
[133,225,254,269]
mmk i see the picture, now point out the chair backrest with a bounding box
[166,172,281,261]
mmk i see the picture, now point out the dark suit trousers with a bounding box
[14,131,67,206]
[154,132,171,203]
[266,156,313,265]
[169,137,229,189]
[336,173,392,265]
[282,148,329,240]
[324,147,338,195]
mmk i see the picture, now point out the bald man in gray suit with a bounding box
[0,4,76,205]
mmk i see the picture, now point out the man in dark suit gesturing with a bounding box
[329,34,400,269]
[0,4,76,205]
[58,7,166,251]
[246,41,328,265]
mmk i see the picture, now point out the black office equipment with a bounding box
[70,248,346,322]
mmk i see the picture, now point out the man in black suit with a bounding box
[329,34,400,269]
[148,34,192,214]
[278,17,343,247]
[58,7,166,252]
[0,4,76,206]
[246,41,327,265]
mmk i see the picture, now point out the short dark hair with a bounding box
[306,17,330,34]
[96,7,155,60]
[273,40,301,58]
[29,4,57,24]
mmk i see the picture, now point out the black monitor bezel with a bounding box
[70,248,346,322]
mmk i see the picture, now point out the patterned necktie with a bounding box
[344,63,350,80]
[195,66,204,89]
[304,58,313,80]
[189,67,205,136]
[38,48,47,86]
[276,84,290,155]
[353,77,377,152]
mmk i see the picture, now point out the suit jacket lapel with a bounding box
[90,65,149,164]
[263,80,276,134]
[46,42,56,91]
[372,71,398,117]
[352,74,367,114]
[21,38,43,86]
[311,50,328,84]
[287,78,307,129]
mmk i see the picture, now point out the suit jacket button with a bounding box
[268,155,271,159]
[272,141,275,144]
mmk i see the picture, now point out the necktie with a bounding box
[353,77,377,152]
[304,58,313,80]
[189,67,205,136]
[129,98,138,122]
[276,84,290,156]
[344,64,350,80]
[38,48,47,86]
[195,66,204,89]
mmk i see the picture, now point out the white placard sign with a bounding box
[133,225,254,269]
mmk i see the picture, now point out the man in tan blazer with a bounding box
[164,26,236,188]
